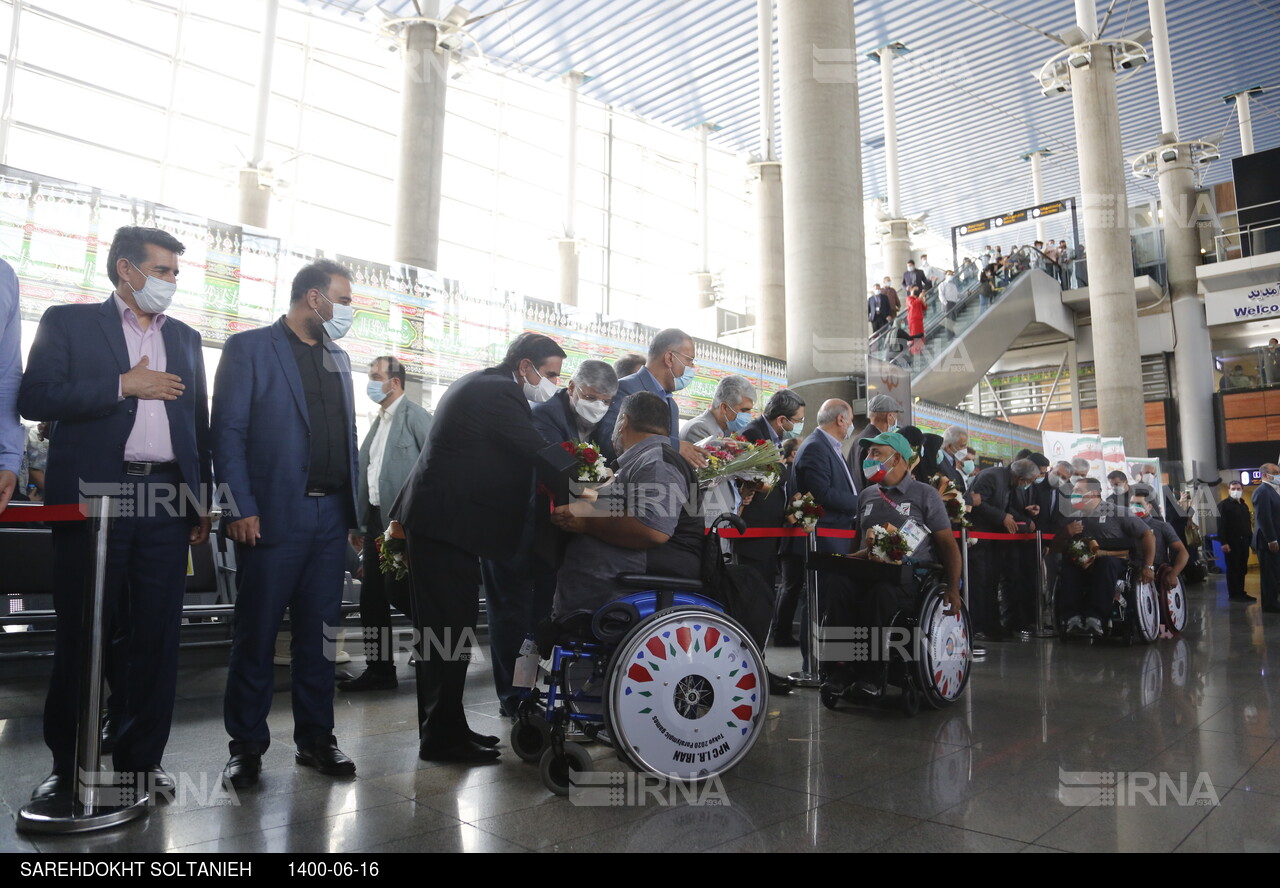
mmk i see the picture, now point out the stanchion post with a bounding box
[17,495,149,834]
[1031,530,1055,638]
[788,529,823,688]
[960,526,970,610]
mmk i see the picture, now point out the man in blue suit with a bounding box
[213,259,360,788]
[790,399,860,672]
[1253,464,1280,613]
[19,226,211,801]
[596,328,707,469]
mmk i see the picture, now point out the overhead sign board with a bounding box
[954,199,1071,238]
[1205,279,1280,325]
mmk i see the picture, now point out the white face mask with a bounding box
[314,292,353,339]
[1230,489,1243,500]
[127,261,177,314]
[522,365,557,402]
[573,393,609,425]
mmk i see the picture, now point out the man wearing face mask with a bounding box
[737,390,805,646]
[20,226,212,803]
[681,375,757,527]
[970,459,1041,641]
[532,359,617,449]
[849,394,903,489]
[1218,480,1254,601]
[1252,464,1280,613]
[598,328,708,470]
[213,259,360,788]
[391,333,569,762]
[342,356,433,692]
[938,425,971,494]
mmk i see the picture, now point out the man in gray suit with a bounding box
[342,355,432,691]
[681,375,756,527]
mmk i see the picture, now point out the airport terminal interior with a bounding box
[4,0,1280,855]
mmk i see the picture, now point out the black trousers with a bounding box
[775,553,804,638]
[1059,556,1127,622]
[1259,545,1280,612]
[359,506,410,666]
[1224,537,1251,598]
[968,540,1008,635]
[406,532,481,747]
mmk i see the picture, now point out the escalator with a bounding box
[870,254,1073,407]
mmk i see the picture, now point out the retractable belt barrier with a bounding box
[4,499,151,835]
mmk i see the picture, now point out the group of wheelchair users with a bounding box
[518,389,1185,793]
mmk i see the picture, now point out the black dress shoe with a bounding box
[31,772,69,802]
[338,667,398,692]
[296,737,356,776]
[469,731,500,748]
[419,739,501,763]
[768,671,793,695]
[142,766,175,792]
[223,753,262,789]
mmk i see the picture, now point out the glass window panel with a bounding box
[19,11,172,94]
[172,66,255,135]
[6,128,159,198]
[10,70,166,159]
[29,0,176,42]
[443,114,498,171]
[179,15,256,74]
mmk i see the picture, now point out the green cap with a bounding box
[859,431,913,463]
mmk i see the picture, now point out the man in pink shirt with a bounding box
[19,226,211,805]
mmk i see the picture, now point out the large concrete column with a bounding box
[694,123,716,308]
[876,45,912,280]
[237,0,278,229]
[1028,149,1048,243]
[393,12,448,271]
[752,160,786,358]
[1234,89,1256,155]
[558,72,584,307]
[752,0,785,359]
[1149,0,1216,479]
[778,0,864,405]
[1068,0,1146,452]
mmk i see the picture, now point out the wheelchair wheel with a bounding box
[539,743,593,796]
[510,717,552,764]
[819,684,840,710]
[1132,579,1161,644]
[1162,578,1187,634]
[917,590,972,709]
[605,607,767,782]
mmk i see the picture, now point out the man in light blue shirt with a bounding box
[0,258,22,512]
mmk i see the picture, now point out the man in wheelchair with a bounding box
[549,390,703,618]
[824,432,964,699]
[1057,477,1156,638]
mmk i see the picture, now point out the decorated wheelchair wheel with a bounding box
[1132,579,1161,644]
[917,591,972,709]
[1162,578,1187,634]
[605,607,768,782]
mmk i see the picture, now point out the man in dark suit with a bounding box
[969,459,1040,640]
[213,259,360,788]
[342,356,433,691]
[392,333,567,762]
[867,286,891,337]
[1252,465,1280,613]
[597,328,707,469]
[902,259,929,294]
[19,226,211,801]
[736,389,805,593]
[1219,480,1254,601]
[472,358,618,718]
[937,425,970,494]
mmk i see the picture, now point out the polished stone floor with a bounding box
[2,570,1279,854]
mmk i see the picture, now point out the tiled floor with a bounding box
[3,571,1279,853]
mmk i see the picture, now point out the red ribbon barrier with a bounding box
[0,504,87,523]
[709,526,1057,542]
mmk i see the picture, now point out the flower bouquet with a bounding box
[695,435,782,495]
[928,473,971,528]
[376,520,409,580]
[784,492,825,532]
[1068,536,1098,570]
[561,440,613,500]
[865,523,910,564]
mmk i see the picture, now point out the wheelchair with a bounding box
[1053,560,1160,645]
[811,557,972,718]
[509,577,769,795]
[1160,575,1187,635]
